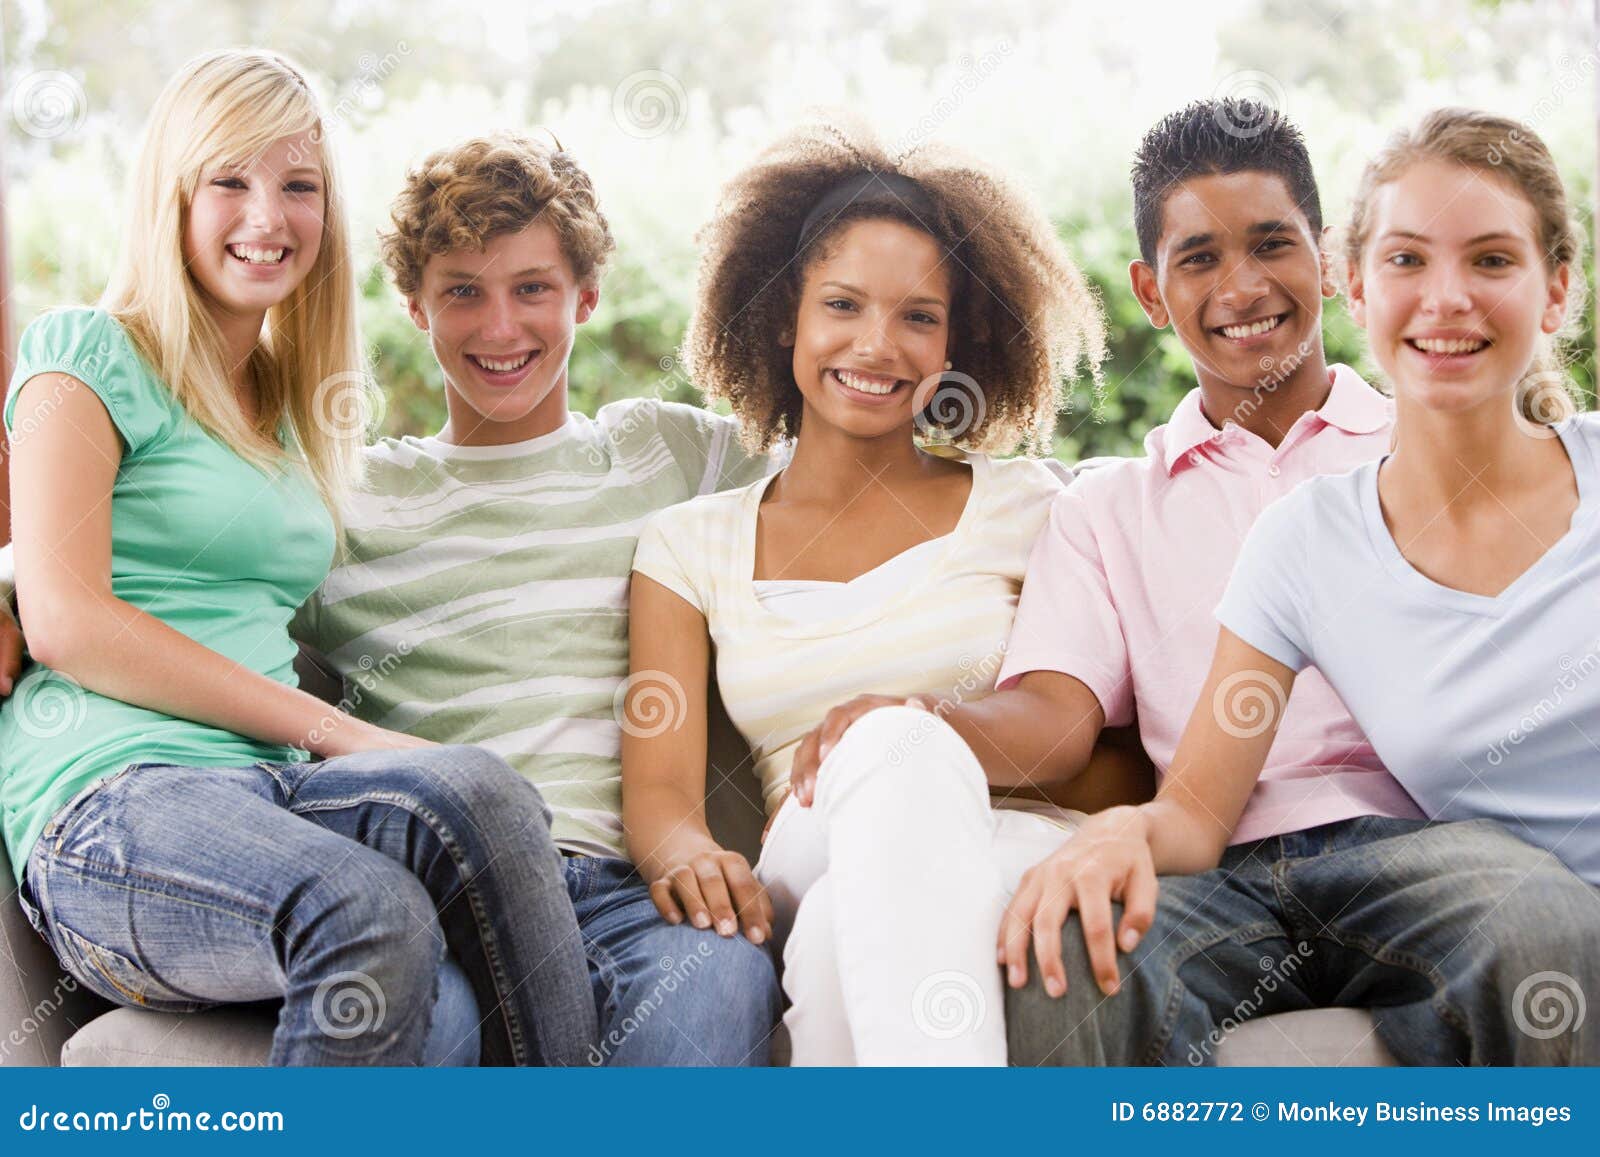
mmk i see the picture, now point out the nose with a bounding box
[1418,262,1473,318]
[242,185,287,235]
[850,310,894,363]
[478,293,520,343]
[1214,255,1272,314]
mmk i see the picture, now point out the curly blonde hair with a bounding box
[682,118,1105,454]
[380,132,615,296]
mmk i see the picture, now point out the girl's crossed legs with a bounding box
[756,705,1079,1066]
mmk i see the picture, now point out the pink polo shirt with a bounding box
[997,365,1424,843]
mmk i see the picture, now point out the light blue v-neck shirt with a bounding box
[1218,412,1600,884]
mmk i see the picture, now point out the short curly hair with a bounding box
[682,118,1105,454]
[379,132,615,297]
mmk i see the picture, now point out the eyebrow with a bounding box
[1171,221,1296,254]
[1377,230,1523,247]
[818,280,948,307]
[438,265,558,281]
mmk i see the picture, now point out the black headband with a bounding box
[794,170,938,258]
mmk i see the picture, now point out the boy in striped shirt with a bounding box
[290,134,782,1064]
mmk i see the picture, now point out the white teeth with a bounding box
[1410,337,1488,355]
[473,353,533,373]
[228,244,286,265]
[1220,315,1285,339]
[832,369,899,395]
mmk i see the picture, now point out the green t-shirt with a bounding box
[0,308,335,883]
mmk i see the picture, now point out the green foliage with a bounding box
[5,0,1594,464]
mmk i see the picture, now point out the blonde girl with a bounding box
[1,50,594,1065]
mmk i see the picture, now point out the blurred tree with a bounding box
[2,0,1591,463]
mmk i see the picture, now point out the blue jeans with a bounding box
[567,854,780,1065]
[1006,816,1600,1065]
[21,747,597,1065]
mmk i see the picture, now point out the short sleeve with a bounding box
[632,400,781,495]
[995,485,1136,726]
[631,506,708,614]
[1213,491,1314,672]
[4,308,175,454]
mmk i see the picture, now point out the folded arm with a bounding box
[8,373,420,756]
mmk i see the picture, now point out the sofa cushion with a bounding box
[61,1006,274,1067]
[1214,1007,1395,1066]
[63,1004,1391,1067]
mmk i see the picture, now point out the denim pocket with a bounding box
[51,923,205,1012]
[253,759,307,800]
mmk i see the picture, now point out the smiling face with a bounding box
[408,220,598,445]
[1132,170,1332,395]
[183,135,325,321]
[1348,159,1569,418]
[788,217,954,443]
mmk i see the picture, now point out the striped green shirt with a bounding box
[291,399,777,858]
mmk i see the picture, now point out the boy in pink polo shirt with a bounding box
[796,99,1592,1065]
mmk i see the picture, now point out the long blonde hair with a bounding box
[100,48,368,518]
[1344,108,1586,429]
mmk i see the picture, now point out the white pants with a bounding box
[754,705,1081,1066]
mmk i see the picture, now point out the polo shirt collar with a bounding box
[1161,363,1390,475]
[1316,363,1392,436]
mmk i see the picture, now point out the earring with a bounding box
[943,360,953,370]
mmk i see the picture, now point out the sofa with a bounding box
[0,645,1395,1067]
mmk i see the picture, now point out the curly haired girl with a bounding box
[623,117,1137,1064]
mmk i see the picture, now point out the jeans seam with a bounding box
[294,790,531,1065]
[1143,919,1284,1065]
[46,851,280,926]
[1300,922,1474,1042]
[1273,844,1475,1047]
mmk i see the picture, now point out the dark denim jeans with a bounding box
[21,746,597,1065]
[1006,816,1600,1066]
[566,854,780,1066]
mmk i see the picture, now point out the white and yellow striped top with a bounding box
[632,453,1071,814]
